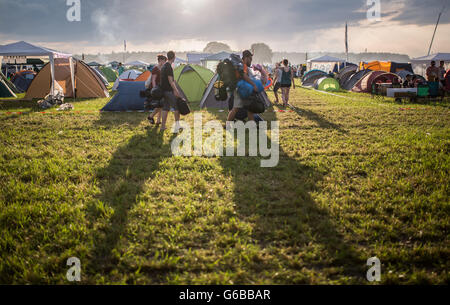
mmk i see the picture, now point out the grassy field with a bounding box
[0,83,449,284]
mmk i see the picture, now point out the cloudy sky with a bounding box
[0,0,449,57]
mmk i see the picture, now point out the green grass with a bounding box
[0,82,449,284]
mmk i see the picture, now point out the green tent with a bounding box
[99,66,118,82]
[174,64,214,102]
[0,79,16,98]
[314,77,340,92]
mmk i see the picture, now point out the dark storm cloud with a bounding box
[0,0,448,44]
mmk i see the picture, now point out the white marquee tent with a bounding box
[0,41,73,96]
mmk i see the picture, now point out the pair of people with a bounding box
[147,51,183,132]
[273,59,295,107]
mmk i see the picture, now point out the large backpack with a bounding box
[217,54,244,92]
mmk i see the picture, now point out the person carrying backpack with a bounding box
[280,59,295,107]
[147,54,167,125]
[226,50,258,126]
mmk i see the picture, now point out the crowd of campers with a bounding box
[300,56,450,100]
[1,42,449,128]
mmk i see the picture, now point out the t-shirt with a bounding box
[149,66,161,89]
[426,66,439,81]
[160,62,174,92]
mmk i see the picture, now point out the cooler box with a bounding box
[386,88,417,98]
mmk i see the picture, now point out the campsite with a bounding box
[0,0,449,293]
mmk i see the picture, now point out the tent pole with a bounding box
[428,6,445,56]
[69,57,75,98]
[50,54,55,97]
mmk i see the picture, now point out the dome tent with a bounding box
[302,70,328,87]
[314,77,340,91]
[26,58,109,99]
[0,78,16,98]
[99,66,118,82]
[173,64,214,102]
[112,69,142,90]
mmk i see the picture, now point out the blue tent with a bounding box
[101,81,146,111]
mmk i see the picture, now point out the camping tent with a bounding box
[396,70,426,82]
[302,70,328,87]
[174,64,214,102]
[112,69,142,90]
[0,41,72,97]
[26,58,109,99]
[101,81,147,111]
[342,69,372,91]
[11,70,36,92]
[307,55,346,72]
[87,61,102,67]
[352,72,400,93]
[0,71,20,93]
[99,66,118,82]
[135,70,151,82]
[359,61,414,73]
[199,74,229,109]
[102,81,188,111]
[0,79,16,98]
[337,65,358,87]
[201,52,234,72]
[314,77,340,91]
[352,71,386,93]
[93,67,110,87]
[187,53,212,65]
[410,53,450,64]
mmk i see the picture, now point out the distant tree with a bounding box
[203,42,232,54]
[251,43,273,64]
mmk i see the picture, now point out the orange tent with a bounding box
[359,61,392,72]
[135,70,151,82]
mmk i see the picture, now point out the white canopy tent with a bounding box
[307,55,346,72]
[410,53,450,76]
[410,53,450,64]
[0,41,73,96]
[124,60,149,67]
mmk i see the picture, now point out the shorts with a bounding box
[280,83,292,88]
[162,91,178,111]
[273,82,281,93]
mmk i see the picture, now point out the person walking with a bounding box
[272,62,282,105]
[147,54,167,125]
[117,62,124,76]
[160,51,183,133]
[280,59,295,107]
[226,50,257,125]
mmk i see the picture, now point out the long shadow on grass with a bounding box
[215,109,363,283]
[282,104,347,134]
[86,117,174,279]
